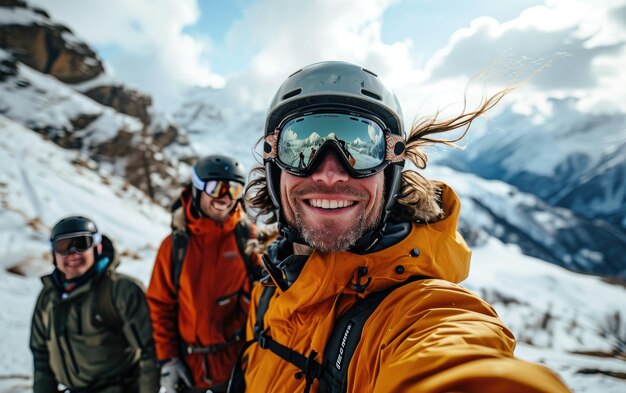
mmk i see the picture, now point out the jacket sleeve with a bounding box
[371,280,571,393]
[146,236,180,361]
[29,291,58,393]
[114,278,161,393]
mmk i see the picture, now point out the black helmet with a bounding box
[190,155,247,215]
[264,61,406,251]
[50,216,102,263]
[50,216,100,243]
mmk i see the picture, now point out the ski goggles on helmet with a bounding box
[52,232,102,256]
[264,110,405,178]
[191,171,244,200]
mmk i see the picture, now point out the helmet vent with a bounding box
[361,89,382,101]
[282,88,302,100]
[362,68,378,77]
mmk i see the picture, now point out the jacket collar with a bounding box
[263,183,471,310]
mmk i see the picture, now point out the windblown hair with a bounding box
[245,87,515,225]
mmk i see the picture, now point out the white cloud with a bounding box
[421,0,626,114]
[30,0,224,110]
[211,0,418,113]
[29,0,626,118]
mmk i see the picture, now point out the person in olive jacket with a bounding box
[30,216,160,393]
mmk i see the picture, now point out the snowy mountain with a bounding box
[426,166,626,279]
[303,132,323,146]
[435,97,626,230]
[173,86,264,173]
[1,115,625,392]
[0,1,195,205]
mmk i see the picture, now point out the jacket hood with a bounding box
[264,182,471,308]
[174,188,242,236]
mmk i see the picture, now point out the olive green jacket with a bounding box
[30,238,160,393]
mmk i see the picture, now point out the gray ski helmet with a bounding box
[191,155,246,213]
[264,61,406,248]
[265,61,404,138]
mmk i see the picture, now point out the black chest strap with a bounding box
[318,275,428,392]
[242,275,428,393]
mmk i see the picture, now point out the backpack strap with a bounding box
[318,275,429,393]
[253,285,276,335]
[226,285,277,393]
[170,229,189,296]
[252,285,321,393]
[96,271,123,329]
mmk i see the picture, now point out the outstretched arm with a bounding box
[370,280,571,393]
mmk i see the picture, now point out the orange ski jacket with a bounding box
[147,190,259,387]
[240,183,571,393]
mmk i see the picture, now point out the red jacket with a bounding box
[147,190,258,388]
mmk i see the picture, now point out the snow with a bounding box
[0,61,143,145]
[0,115,170,275]
[173,86,265,171]
[0,6,49,27]
[70,72,116,92]
[425,165,578,238]
[464,98,623,178]
[466,238,626,353]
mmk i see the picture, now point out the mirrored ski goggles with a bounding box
[264,111,405,178]
[192,172,244,200]
[52,232,102,256]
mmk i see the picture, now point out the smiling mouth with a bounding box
[64,260,84,268]
[307,199,356,210]
[211,201,232,211]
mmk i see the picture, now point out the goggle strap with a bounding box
[385,133,406,163]
[191,170,206,191]
[263,130,279,161]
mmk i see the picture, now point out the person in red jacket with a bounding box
[147,155,261,393]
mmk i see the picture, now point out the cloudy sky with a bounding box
[32,0,626,120]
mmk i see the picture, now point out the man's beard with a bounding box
[286,184,384,252]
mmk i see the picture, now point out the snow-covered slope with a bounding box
[466,239,626,391]
[0,115,170,277]
[0,48,143,148]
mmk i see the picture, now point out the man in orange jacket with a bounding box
[147,155,261,393]
[229,61,571,392]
